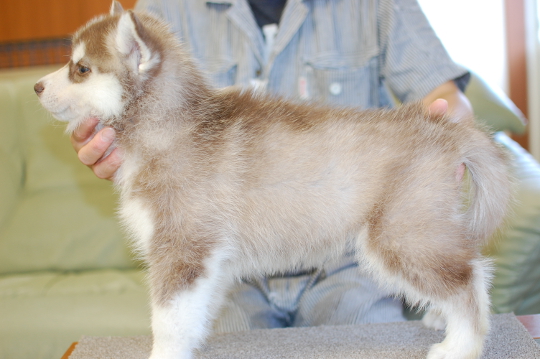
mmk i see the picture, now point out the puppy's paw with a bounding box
[422,308,446,331]
[427,342,481,359]
[149,348,192,359]
[427,343,453,359]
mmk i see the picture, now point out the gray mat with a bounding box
[69,313,540,358]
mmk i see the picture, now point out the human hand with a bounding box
[70,118,122,181]
[427,98,449,117]
[423,80,473,121]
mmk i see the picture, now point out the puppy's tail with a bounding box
[462,131,513,244]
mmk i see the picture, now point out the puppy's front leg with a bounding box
[148,250,230,359]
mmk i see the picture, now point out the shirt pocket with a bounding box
[203,57,238,88]
[303,53,378,109]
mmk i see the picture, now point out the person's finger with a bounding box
[92,147,123,180]
[71,117,100,152]
[428,98,448,117]
[77,127,116,166]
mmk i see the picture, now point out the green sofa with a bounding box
[1,66,539,359]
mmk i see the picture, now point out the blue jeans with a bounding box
[213,255,405,333]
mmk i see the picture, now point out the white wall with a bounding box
[417,0,508,94]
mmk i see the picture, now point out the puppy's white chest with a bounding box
[117,156,155,257]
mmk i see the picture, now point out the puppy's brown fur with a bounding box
[35,4,513,359]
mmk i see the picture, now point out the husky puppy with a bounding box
[35,2,512,358]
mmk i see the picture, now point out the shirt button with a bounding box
[256,69,262,77]
[329,82,342,95]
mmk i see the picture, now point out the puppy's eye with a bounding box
[78,66,91,75]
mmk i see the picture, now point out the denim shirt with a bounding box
[135,0,468,109]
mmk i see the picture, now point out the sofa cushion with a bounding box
[0,79,23,237]
[0,269,150,359]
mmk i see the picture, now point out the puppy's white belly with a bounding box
[231,229,353,278]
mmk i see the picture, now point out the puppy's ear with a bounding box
[115,11,160,74]
[110,1,124,15]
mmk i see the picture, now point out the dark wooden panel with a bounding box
[505,0,529,149]
[0,0,137,42]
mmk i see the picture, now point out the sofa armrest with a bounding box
[486,133,540,315]
[465,72,527,134]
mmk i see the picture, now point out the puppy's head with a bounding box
[34,1,164,133]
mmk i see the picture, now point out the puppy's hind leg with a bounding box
[425,259,491,359]
[357,192,491,359]
[422,307,446,331]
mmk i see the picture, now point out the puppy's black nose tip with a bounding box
[34,82,45,95]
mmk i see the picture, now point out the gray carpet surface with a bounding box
[69,313,540,358]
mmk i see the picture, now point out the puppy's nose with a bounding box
[34,82,45,95]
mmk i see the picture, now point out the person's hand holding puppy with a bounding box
[71,117,122,181]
